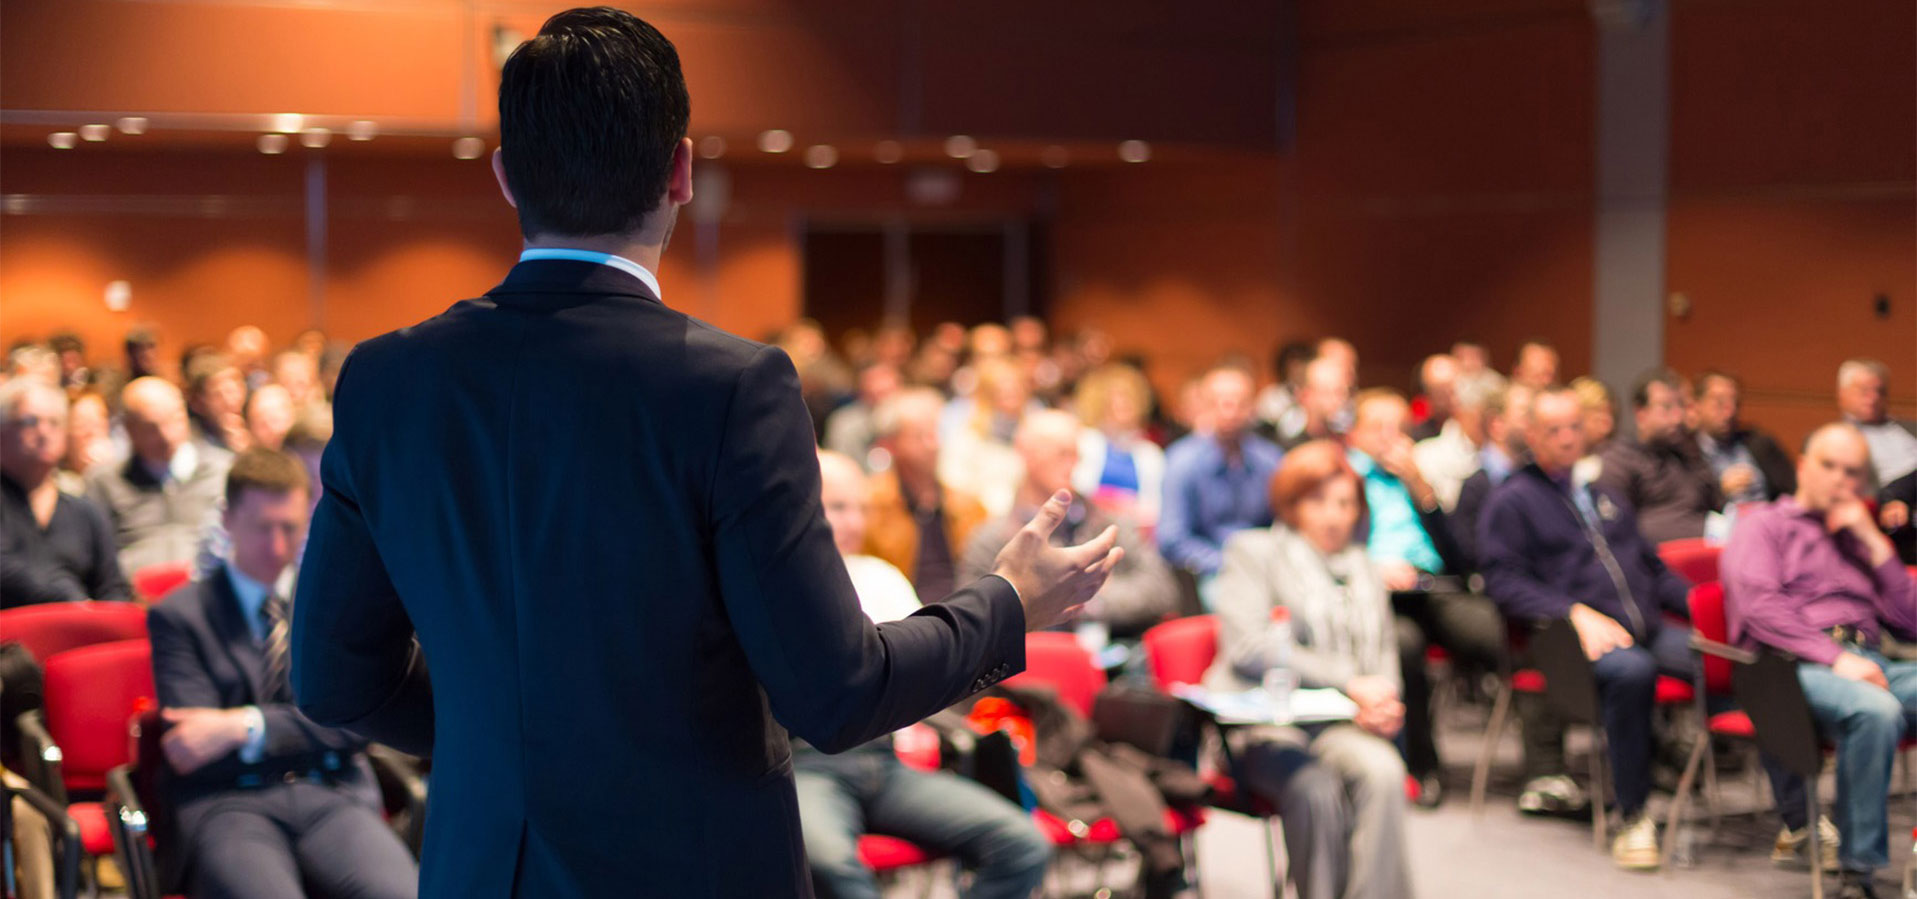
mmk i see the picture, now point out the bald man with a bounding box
[1724,424,1917,897]
[86,377,232,573]
[963,410,1176,637]
[799,450,1051,899]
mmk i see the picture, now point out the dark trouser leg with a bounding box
[182,803,305,899]
[1395,611,1438,777]
[1517,691,1569,781]
[287,782,418,899]
[1235,727,1349,899]
[1396,592,1507,778]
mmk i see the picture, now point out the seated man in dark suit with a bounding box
[1597,369,1723,544]
[149,449,414,899]
[1,378,129,608]
[1692,370,1795,506]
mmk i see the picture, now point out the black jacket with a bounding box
[291,260,1026,898]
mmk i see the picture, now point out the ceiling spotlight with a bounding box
[452,137,486,160]
[269,113,304,134]
[804,145,838,169]
[347,120,378,141]
[943,135,977,159]
[258,133,289,155]
[966,148,1000,173]
[757,129,794,154]
[300,128,332,149]
[698,135,727,159]
[79,124,111,142]
[1118,140,1151,163]
[874,140,903,164]
[115,117,148,135]
[1041,145,1070,169]
[48,132,78,150]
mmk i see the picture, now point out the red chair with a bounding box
[0,601,149,663]
[130,563,193,604]
[18,639,156,869]
[1009,632,1207,887]
[1140,615,1287,891]
[1657,538,1721,587]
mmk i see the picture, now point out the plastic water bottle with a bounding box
[1263,608,1295,723]
[1671,820,1699,868]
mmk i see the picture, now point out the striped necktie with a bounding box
[261,592,292,703]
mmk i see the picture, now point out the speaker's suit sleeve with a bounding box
[709,346,1026,752]
[290,354,435,757]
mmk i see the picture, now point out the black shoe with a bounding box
[1412,773,1445,809]
[1837,869,1880,899]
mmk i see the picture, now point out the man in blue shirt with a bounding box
[1157,365,1283,585]
[1346,389,1503,807]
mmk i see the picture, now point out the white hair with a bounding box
[1838,358,1888,391]
[0,377,67,427]
[1453,371,1508,412]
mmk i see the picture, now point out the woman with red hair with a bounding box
[1203,440,1412,899]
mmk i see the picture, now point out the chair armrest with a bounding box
[9,777,82,899]
[15,709,66,804]
[365,744,427,857]
[1689,635,1757,665]
[104,764,160,899]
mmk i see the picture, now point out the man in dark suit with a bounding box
[290,9,1118,898]
[150,449,414,898]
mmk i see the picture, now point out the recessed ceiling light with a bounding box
[698,135,727,159]
[1118,140,1151,163]
[452,137,486,160]
[347,120,378,141]
[115,117,148,135]
[300,128,332,149]
[757,129,794,154]
[966,148,1000,173]
[804,145,838,169]
[48,132,78,150]
[944,135,977,159]
[874,140,903,164]
[79,124,111,142]
[269,113,304,134]
[258,133,289,155]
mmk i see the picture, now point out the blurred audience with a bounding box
[1837,358,1917,490]
[1279,356,1354,451]
[959,410,1176,638]
[1,378,129,607]
[1598,369,1722,544]
[939,356,1031,517]
[1414,371,1500,511]
[824,362,903,470]
[1692,370,1795,505]
[864,387,988,602]
[59,390,113,496]
[1510,340,1559,391]
[1410,353,1459,442]
[1478,387,1697,870]
[87,377,232,574]
[246,384,298,453]
[1255,340,1316,441]
[1071,363,1166,527]
[1449,384,1534,569]
[799,450,1051,899]
[186,353,251,454]
[1158,365,1283,583]
[1723,423,1916,899]
[1207,440,1413,899]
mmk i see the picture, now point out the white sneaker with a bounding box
[1613,813,1660,871]
[1773,816,1842,872]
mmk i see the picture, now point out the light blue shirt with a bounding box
[1349,450,1444,574]
[1157,432,1284,576]
[222,563,280,762]
[1479,444,1519,487]
[518,248,663,300]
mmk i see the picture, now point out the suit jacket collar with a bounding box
[486,259,662,311]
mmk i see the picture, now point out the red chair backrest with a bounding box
[42,639,154,793]
[131,562,193,603]
[1658,539,1720,587]
[1141,615,1219,690]
[1688,582,1732,695]
[1006,632,1107,718]
[0,601,149,663]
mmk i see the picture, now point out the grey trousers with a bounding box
[1234,722,1414,899]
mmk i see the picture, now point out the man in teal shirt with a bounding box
[1345,389,1503,806]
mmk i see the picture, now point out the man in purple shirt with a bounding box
[1724,422,1917,899]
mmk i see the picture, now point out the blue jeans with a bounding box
[793,746,1051,899]
[1591,625,1697,819]
[1797,648,1917,872]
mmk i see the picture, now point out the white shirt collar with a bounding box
[518,248,662,301]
